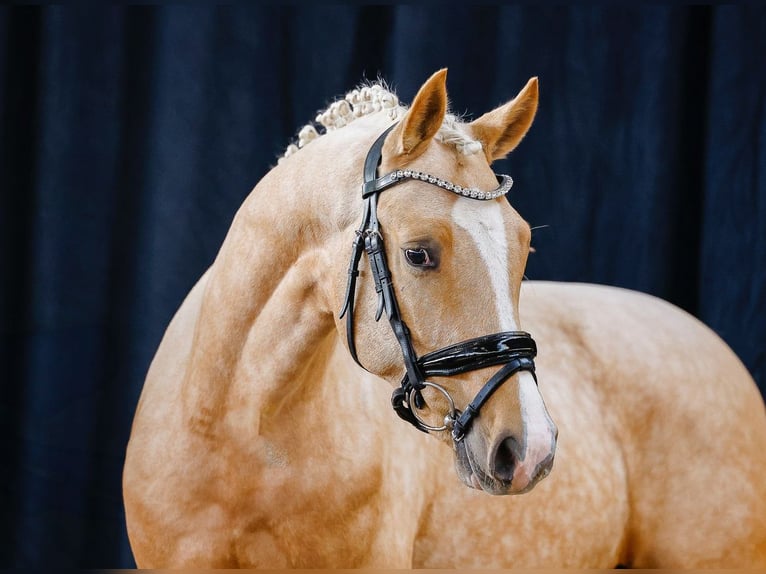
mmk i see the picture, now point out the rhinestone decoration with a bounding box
[390,169,512,200]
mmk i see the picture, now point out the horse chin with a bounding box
[454,435,542,496]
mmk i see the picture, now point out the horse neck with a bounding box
[181,135,367,447]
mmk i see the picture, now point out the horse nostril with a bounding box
[492,435,523,482]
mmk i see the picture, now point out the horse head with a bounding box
[324,70,558,495]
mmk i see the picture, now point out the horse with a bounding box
[123,69,766,568]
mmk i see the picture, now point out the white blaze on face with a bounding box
[451,199,517,331]
[452,198,556,488]
[514,370,557,488]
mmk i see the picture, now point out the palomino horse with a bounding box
[123,70,766,568]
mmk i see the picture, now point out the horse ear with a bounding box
[390,68,448,160]
[470,77,539,163]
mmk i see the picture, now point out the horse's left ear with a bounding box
[469,77,539,163]
[388,68,448,161]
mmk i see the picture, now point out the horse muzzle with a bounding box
[455,385,558,495]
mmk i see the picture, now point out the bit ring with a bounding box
[407,381,458,432]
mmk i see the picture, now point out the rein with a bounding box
[339,123,538,442]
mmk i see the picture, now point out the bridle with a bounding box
[339,123,538,442]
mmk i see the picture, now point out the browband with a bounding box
[363,171,513,200]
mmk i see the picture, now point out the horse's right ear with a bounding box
[388,69,448,161]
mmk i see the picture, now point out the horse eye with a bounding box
[404,248,434,268]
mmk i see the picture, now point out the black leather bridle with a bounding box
[339,123,538,442]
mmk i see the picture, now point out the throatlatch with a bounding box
[339,123,538,442]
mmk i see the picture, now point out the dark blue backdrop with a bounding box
[1,5,764,568]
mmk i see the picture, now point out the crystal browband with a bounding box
[362,169,513,200]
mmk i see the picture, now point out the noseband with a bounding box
[339,123,538,442]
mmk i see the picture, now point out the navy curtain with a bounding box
[1,5,764,568]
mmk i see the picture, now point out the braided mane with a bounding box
[278,81,482,163]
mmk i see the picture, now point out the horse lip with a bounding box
[454,438,475,487]
[471,464,513,495]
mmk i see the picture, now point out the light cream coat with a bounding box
[123,70,766,568]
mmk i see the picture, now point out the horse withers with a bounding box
[123,69,766,567]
